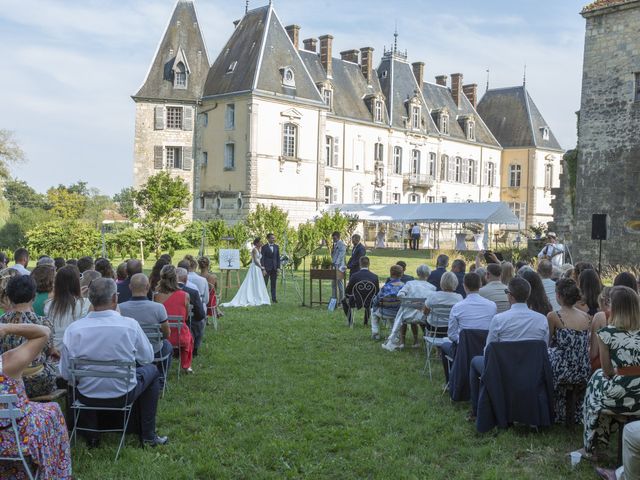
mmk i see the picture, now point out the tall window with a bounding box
[393,146,402,175]
[467,159,476,184]
[166,107,183,129]
[545,164,554,189]
[283,123,297,158]
[392,193,401,204]
[225,104,235,129]
[374,143,384,163]
[224,143,235,170]
[409,193,421,204]
[174,62,186,88]
[427,196,435,203]
[440,113,449,135]
[454,157,462,183]
[411,150,421,175]
[324,186,333,204]
[487,162,496,186]
[440,155,448,181]
[374,100,383,123]
[411,106,421,129]
[353,184,363,204]
[325,136,334,166]
[323,88,333,109]
[466,120,475,141]
[166,147,182,169]
[428,153,436,178]
[373,190,383,204]
[509,202,526,221]
[509,164,522,187]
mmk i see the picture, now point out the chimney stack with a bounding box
[233,19,240,28]
[451,73,463,108]
[285,25,300,50]
[303,38,317,53]
[360,47,374,84]
[412,62,425,87]
[435,75,448,87]
[319,35,334,77]
[340,49,359,63]
[462,83,478,108]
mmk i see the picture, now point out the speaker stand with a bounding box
[598,239,603,275]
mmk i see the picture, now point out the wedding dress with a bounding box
[221,248,271,307]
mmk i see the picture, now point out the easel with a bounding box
[221,269,241,301]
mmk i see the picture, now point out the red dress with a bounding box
[161,290,193,369]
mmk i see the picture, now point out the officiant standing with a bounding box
[261,233,281,303]
[331,231,346,302]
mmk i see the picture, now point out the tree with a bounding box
[0,207,49,250]
[0,130,25,179]
[26,220,100,258]
[246,204,290,241]
[113,187,138,221]
[83,188,114,228]
[314,210,358,249]
[3,179,48,214]
[47,186,87,220]
[135,171,191,257]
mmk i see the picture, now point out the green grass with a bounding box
[71,250,601,479]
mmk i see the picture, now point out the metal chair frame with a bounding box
[0,393,38,479]
[166,315,185,380]
[348,280,377,328]
[376,295,402,338]
[422,303,454,380]
[141,324,171,397]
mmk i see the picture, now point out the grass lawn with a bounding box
[71,249,603,479]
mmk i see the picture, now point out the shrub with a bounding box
[27,220,101,258]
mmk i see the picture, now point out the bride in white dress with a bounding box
[222,238,271,307]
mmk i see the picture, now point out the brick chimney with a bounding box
[319,35,334,77]
[303,38,317,53]
[285,25,300,50]
[451,73,463,108]
[412,62,425,87]
[463,83,478,108]
[435,75,448,87]
[340,49,359,63]
[360,47,374,84]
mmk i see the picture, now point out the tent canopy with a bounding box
[324,202,519,224]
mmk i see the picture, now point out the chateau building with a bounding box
[133,1,563,230]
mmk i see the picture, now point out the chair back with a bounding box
[352,281,377,309]
[141,324,163,346]
[427,303,453,328]
[449,329,489,402]
[378,295,401,310]
[0,393,35,480]
[69,358,136,405]
[399,297,427,310]
[167,315,184,334]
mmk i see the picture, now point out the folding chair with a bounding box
[167,315,185,380]
[0,394,38,479]
[141,324,170,397]
[422,304,453,380]
[398,296,427,337]
[376,296,401,339]
[69,358,136,461]
[348,280,377,327]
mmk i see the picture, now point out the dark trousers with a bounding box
[469,355,485,415]
[410,234,420,250]
[264,268,278,301]
[341,297,370,325]
[77,364,161,441]
[440,341,457,382]
[190,319,205,351]
[155,339,173,383]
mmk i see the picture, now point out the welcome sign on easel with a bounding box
[219,249,241,300]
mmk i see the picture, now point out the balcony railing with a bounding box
[403,174,434,189]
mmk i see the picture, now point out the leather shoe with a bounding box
[272,299,278,303]
[143,435,168,447]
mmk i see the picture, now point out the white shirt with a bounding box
[44,296,92,349]
[485,303,549,349]
[479,281,510,313]
[425,290,463,309]
[11,264,30,275]
[541,278,560,311]
[60,310,154,398]
[411,225,421,235]
[538,243,565,267]
[187,272,209,308]
[396,280,436,322]
[447,293,497,343]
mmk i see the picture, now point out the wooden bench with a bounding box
[30,388,67,403]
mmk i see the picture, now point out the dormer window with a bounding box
[281,67,295,88]
[440,113,449,135]
[226,61,237,74]
[541,126,550,141]
[411,105,421,130]
[323,88,333,109]
[466,120,475,141]
[174,62,187,88]
[374,100,383,123]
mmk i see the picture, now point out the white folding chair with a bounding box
[422,304,454,380]
[167,315,185,380]
[0,394,38,479]
[141,324,170,397]
[69,358,136,461]
[376,296,402,338]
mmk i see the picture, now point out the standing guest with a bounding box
[342,256,379,326]
[154,265,194,374]
[331,231,347,302]
[176,267,205,356]
[183,255,209,310]
[479,263,510,313]
[0,276,57,398]
[538,259,560,311]
[546,278,591,423]
[118,273,172,380]
[54,257,66,271]
[95,258,115,280]
[537,232,565,267]
[451,259,467,298]
[427,254,449,290]
[590,287,612,372]
[60,278,168,448]
[614,272,638,293]
[579,286,640,459]
[117,259,143,304]
[410,223,421,250]
[423,272,463,336]
[0,268,20,315]
[149,258,170,298]
[116,262,128,284]
[31,265,55,316]
[520,269,553,317]
[261,233,281,303]
[346,234,366,277]
[577,269,602,316]
[12,248,30,276]
[370,265,405,341]
[0,322,71,479]
[501,262,514,285]
[76,256,94,274]
[44,265,91,349]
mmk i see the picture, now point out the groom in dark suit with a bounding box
[261,233,280,303]
[346,234,366,276]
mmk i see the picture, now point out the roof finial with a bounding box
[393,22,398,54]
[245,0,249,14]
[523,64,527,87]
[486,68,490,93]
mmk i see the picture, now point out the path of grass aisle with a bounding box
[73,278,593,479]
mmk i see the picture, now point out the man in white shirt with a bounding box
[12,248,30,275]
[469,277,549,417]
[60,278,168,447]
[537,232,565,267]
[410,223,421,250]
[440,272,496,380]
[179,258,209,312]
[537,259,560,311]
[478,263,510,313]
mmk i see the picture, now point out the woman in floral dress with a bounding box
[0,322,72,479]
[580,286,640,457]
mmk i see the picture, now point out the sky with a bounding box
[0,0,588,196]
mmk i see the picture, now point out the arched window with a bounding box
[440,155,448,181]
[324,185,333,204]
[353,184,363,204]
[174,62,187,88]
[454,157,462,183]
[409,193,421,204]
[411,149,421,175]
[283,123,297,158]
[393,147,402,175]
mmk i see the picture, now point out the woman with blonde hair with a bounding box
[589,286,612,371]
[500,262,514,285]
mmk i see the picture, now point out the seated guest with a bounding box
[547,278,591,423]
[500,262,514,285]
[423,272,463,336]
[154,265,194,374]
[80,270,101,298]
[573,261,595,283]
[65,259,77,267]
[148,258,171,299]
[60,278,167,447]
[36,256,55,268]
[441,273,496,381]
[119,273,172,380]
[538,259,560,311]
[590,287,612,372]
[614,272,638,293]
[0,252,8,270]
[0,268,20,315]
[469,277,549,418]
[342,256,379,325]
[475,267,487,287]
[0,276,57,398]
[183,255,209,311]
[31,264,55,316]
[579,286,640,460]
[54,257,66,271]
[479,264,510,313]
[520,269,553,316]
[382,264,435,351]
[451,259,467,298]
[577,268,602,316]
[176,267,205,356]
[595,421,640,480]
[198,256,222,319]
[117,259,142,304]
[0,322,71,479]
[427,254,449,290]
[370,265,405,341]
[76,256,94,274]
[44,265,91,349]
[95,258,115,280]
[12,248,30,276]
[386,261,414,284]
[116,262,127,284]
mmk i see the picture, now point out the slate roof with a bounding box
[134,0,209,102]
[476,86,563,151]
[203,5,324,104]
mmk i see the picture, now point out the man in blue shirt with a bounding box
[427,254,449,290]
